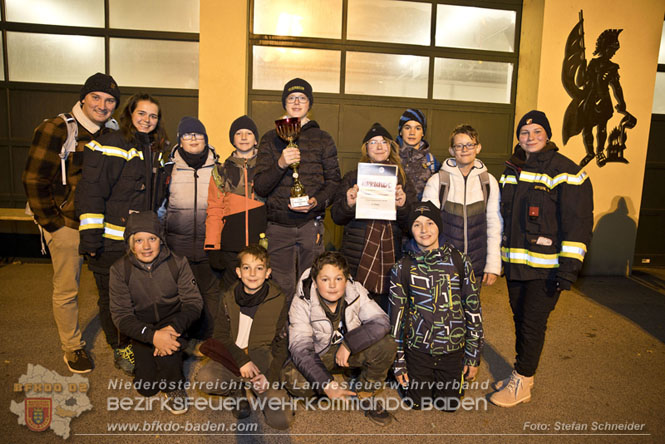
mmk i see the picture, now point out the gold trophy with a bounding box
[275,117,310,208]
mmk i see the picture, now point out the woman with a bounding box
[331,122,415,311]
[490,110,593,407]
[76,93,169,375]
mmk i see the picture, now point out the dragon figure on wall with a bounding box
[562,10,637,167]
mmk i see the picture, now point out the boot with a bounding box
[489,370,533,407]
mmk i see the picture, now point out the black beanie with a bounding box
[281,78,313,109]
[363,122,393,144]
[229,115,259,145]
[80,72,121,104]
[124,211,163,243]
[398,108,427,136]
[177,116,208,146]
[516,110,552,139]
[408,201,443,237]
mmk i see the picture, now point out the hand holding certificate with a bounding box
[355,163,398,220]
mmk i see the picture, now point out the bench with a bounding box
[0,208,33,222]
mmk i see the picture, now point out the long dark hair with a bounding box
[119,93,169,153]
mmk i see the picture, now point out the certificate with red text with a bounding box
[355,163,397,220]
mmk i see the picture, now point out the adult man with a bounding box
[23,72,120,373]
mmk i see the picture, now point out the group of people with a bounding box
[22,72,593,428]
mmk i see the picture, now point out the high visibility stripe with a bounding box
[518,170,588,189]
[560,241,587,262]
[102,222,125,240]
[79,213,104,230]
[501,247,559,268]
[500,175,518,186]
[86,140,144,161]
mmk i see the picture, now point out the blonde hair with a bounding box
[359,137,406,185]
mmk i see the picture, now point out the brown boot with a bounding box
[489,370,533,407]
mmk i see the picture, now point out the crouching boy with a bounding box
[282,251,397,426]
[195,245,294,430]
[110,211,203,415]
[390,201,484,412]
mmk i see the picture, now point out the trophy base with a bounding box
[290,195,310,208]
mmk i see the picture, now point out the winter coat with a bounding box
[162,146,217,262]
[399,141,440,199]
[389,243,484,375]
[422,158,502,277]
[254,120,341,226]
[212,281,289,383]
[499,142,593,283]
[77,130,164,255]
[330,167,416,279]
[288,268,390,386]
[23,103,109,232]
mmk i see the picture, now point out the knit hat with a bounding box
[229,115,259,145]
[516,110,552,139]
[177,116,208,146]
[124,211,164,243]
[80,72,121,104]
[363,122,392,144]
[281,78,313,109]
[398,108,427,137]
[408,201,443,237]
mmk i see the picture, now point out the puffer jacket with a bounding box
[77,130,164,255]
[162,146,217,262]
[109,218,203,344]
[499,142,593,283]
[330,167,416,279]
[254,120,341,226]
[389,243,484,375]
[399,140,440,199]
[288,268,390,387]
[422,158,502,277]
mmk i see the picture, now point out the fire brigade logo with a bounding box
[25,398,52,432]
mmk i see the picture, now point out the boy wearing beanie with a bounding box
[254,78,341,301]
[396,108,440,199]
[205,115,267,290]
[389,201,484,412]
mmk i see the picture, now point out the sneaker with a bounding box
[489,370,533,407]
[163,389,188,415]
[493,374,534,391]
[231,388,251,419]
[64,349,93,374]
[364,399,392,426]
[113,345,135,376]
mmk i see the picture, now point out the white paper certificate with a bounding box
[355,163,397,220]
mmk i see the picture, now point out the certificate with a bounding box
[355,163,397,220]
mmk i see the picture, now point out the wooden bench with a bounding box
[0,208,33,222]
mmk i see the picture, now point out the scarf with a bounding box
[178,146,209,170]
[355,220,395,295]
[234,281,269,318]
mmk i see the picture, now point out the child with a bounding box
[109,211,203,415]
[283,251,396,426]
[390,201,484,412]
[196,245,293,430]
[422,124,502,286]
[205,115,266,290]
[331,122,416,311]
[396,108,440,199]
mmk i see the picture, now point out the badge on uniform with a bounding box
[529,206,540,218]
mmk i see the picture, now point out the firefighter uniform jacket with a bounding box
[499,142,593,283]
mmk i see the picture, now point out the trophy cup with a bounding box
[275,117,310,208]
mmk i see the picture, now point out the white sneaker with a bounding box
[490,370,533,407]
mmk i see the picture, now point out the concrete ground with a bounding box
[1,261,664,444]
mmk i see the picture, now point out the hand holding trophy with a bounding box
[275,117,310,208]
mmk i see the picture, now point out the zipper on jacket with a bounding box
[244,159,249,247]
[193,169,198,253]
[462,175,469,254]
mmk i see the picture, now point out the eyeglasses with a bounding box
[286,95,309,104]
[452,142,477,151]
[367,140,389,147]
[181,133,205,141]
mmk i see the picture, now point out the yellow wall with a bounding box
[199,0,248,159]
[517,0,664,275]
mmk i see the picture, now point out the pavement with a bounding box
[1,261,664,444]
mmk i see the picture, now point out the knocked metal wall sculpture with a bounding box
[562,10,637,167]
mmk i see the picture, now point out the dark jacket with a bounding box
[162,146,217,262]
[254,120,341,226]
[330,168,416,279]
[389,243,484,375]
[499,142,593,283]
[77,130,164,255]
[399,140,440,199]
[212,281,289,383]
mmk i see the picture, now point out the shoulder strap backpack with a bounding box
[123,254,180,286]
[438,169,491,209]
